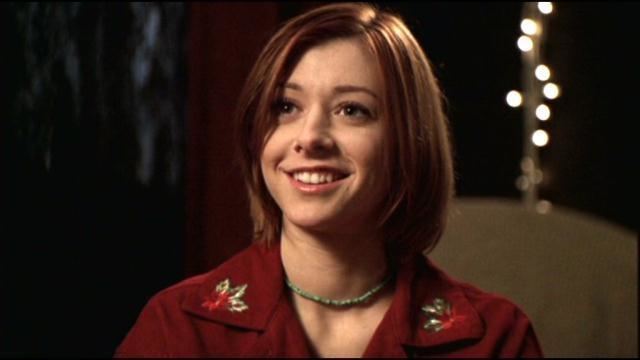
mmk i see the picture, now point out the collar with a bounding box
[359,254,485,357]
[180,243,486,351]
[180,242,284,331]
[396,255,485,348]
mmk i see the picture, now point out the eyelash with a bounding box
[337,102,373,119]
[272,98,374,120]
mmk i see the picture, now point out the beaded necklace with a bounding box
[285,274,393,307]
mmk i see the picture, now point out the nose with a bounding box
[293,107,335,155]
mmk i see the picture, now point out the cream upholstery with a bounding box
[429,197,638,357]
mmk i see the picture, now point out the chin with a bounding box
[286,214,336,230]
[287,211,373,237]
[284,208,346,231]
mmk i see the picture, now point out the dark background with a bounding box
[1,2,636,356]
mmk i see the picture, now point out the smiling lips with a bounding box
[284,167,350,193]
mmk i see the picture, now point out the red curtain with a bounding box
[186,3,279,275]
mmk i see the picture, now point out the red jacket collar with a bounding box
[180,242,284,331]
[180,242,485,352]
[393,256,485,348]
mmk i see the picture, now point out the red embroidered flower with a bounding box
[201,278,249,313]
[421,297,465,332]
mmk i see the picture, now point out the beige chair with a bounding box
[429,197,637,357]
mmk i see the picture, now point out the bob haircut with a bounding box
[235,2,454,264]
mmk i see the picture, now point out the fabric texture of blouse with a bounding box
[115,242,543,357]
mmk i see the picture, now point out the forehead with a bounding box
[285,37,382,93]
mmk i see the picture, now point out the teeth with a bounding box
[293,171,341,184]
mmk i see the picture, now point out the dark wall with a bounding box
[539,3,636,231]
[2,3,186,356]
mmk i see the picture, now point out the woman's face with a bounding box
[260,37,388,235]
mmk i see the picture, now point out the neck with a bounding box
[280,221,389,303]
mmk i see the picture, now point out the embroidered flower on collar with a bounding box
[202,278,249,313]
[421,297,464,333]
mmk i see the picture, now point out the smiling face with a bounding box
[259,37,388,236]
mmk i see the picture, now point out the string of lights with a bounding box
[506,2,559,213]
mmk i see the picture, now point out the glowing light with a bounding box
[536,200,553,214]
[535,65,551,81]
[517,36,534,52]
[532,129,549,147]
[538,2,553,15]
[543,83,560,99]
[536,104,551,121]
[521,19,538,35]
[520,157,534,172]
[516,175,530,191]
[506,90,523,107]
[533,169,544,184]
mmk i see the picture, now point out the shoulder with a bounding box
[421,255,531,319]
[114,243,276,357]
[133,244,257,311]
[452,273,531,325]
[150,243,267,303]
[113,267,210,357]
[419,256,543,357]
[148,271,210,306]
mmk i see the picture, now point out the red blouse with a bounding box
[115,243,543,357]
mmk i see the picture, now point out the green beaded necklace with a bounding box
[285,274,393,307]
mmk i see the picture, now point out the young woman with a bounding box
[116,3,543,357]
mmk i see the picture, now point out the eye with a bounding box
[337,102,373,119]
[273,98,298,116]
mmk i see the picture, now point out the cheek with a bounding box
[259,144,279,205]
[260,130,284,168]
[346,133,387,183]
[260,128,290,192]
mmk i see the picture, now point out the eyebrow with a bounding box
[282,82,379,100]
